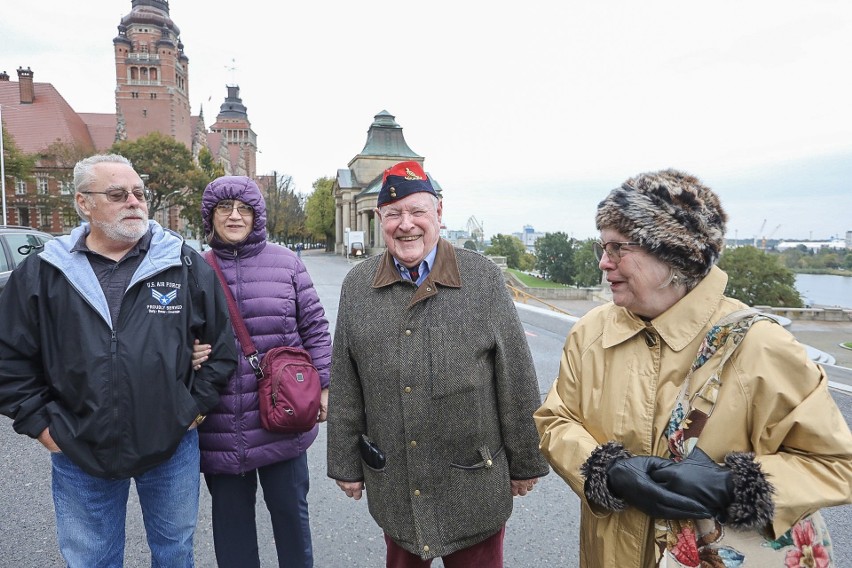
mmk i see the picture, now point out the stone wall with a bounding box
[754,306,852,322]
[503,271,597,300]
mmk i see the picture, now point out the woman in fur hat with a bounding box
[535,169,852,567]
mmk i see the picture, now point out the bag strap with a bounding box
[672,308,768,444]
[203,251,263,378]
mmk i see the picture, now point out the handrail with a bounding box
[506,284,574,316]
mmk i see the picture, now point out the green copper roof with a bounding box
[358,110,421,158]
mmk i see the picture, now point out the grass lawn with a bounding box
[507,268,568,289]
[842,342,852,350]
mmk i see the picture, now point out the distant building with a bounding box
[332,110,443,255]
[513,225,544,253]
[445,229,472,247]
[1,0,259,234]
[776,237,848,252]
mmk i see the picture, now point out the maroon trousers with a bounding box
[384,525,506,568]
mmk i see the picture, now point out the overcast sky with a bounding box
[4,1,851,240]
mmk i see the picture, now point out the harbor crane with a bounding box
[753,219,766,248]
[466,216,484,248]
[762,224,782,251]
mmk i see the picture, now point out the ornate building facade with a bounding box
[1,0,257,234]
[333,110,442,255]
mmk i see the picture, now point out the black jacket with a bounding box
[0,222,237,478]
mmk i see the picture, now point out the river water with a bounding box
[795,273,852,309]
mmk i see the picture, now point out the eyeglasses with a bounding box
[81,188,152,202]
[214,201,254,217]
[593,240,641,264]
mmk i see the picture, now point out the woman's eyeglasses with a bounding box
[593,240,641,264]
[214,201,254,217]
[81,188,152,202]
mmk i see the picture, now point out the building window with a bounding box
[62,210,78,231]
[132,92,139,98]
[142,109,147,117]
[131,67,139,80]
[39,208,51,230]
[14,178,26,195]
[16,206,29,226]
[150,93,157,99]
[37,176,49,195]
[59,180,73,195]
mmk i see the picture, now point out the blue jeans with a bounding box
[205,451,313,568]
[51,429,200,568]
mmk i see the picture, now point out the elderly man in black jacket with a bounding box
[327,160,549,567]
[0,153,237,567]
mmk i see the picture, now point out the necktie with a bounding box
[409,267,419,282]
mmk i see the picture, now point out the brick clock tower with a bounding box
[113,0,192,146]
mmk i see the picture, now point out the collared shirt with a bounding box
[393,245,438,286]
[72,230,152,327]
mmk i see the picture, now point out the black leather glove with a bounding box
[649,447,733,522]
[607,456,713,520]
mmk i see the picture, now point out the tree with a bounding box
[262,172,305,244]
[2,125,36,183]
[178,146,226,238]
[574,239,603,287]
[37,139,94,229]
[485,234,528,269]
[535,232,575,285]
[110,132,201,216]
[197,146,225,181]
[463,240,478,251]
[305,177,335,250]
[718,246,802,307]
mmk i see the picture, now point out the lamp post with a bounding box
[1,104,7,225]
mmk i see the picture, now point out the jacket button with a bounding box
[414,489,421,496]
[405,329,412,336]
[423,545,430,553]
[426,287,432,292]
[410,440,417,447]
[404,386,412,393]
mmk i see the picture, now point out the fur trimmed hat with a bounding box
[595,169,727,282]
[377,161,436,207]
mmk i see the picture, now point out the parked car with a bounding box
[0,226,55,295]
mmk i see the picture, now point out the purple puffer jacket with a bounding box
[198,176,331,475]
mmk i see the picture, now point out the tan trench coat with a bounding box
[535,266,852,568]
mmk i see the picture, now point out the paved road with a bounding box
[0,251,849,566]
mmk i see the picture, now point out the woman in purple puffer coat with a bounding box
[192,175,331,568]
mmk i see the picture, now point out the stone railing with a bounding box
[754,306,852,322]
[503,271,597,301]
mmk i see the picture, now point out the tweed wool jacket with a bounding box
[535,266,852,568]
[327,238,549,559]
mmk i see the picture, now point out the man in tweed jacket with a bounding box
[326,161,549,567]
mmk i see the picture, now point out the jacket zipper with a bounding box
[110,329,120,472]
[232,250,248,475]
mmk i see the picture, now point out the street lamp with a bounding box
[1,105,8,225]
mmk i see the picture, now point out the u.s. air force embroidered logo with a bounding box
[152,289,177,305]
[146,281,184,314]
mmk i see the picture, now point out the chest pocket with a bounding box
[428,325,490,399]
